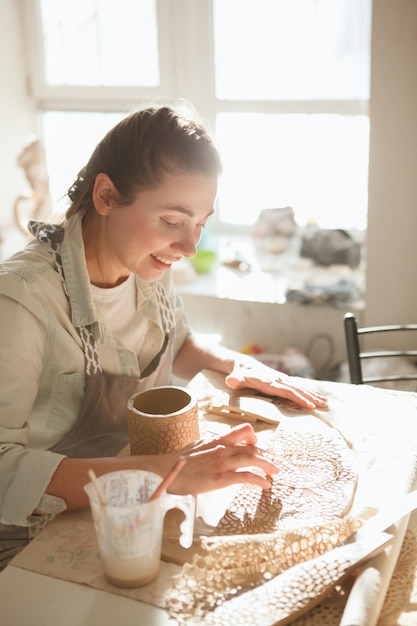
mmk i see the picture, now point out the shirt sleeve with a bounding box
[0,279,67,526]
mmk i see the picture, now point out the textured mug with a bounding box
[127,386,200,456]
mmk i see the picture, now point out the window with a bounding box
[40,0,159,87]
[214,0,370,101]
[24,0,372,230]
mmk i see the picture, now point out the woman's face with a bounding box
[86,171,217,285]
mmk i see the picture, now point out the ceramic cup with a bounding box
[84,469,195,588]
[127,386,200,456]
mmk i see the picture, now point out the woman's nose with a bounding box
[174,230,198,258]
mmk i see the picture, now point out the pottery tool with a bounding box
[206,393,282,425]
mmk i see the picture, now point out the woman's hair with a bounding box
[66,102,222,218]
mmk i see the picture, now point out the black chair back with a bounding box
[344,312,417,386]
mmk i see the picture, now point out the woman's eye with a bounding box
[161,218,207,230]
[161,218,179,228]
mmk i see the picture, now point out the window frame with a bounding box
[21,0,370,232]
[21,0,180,111]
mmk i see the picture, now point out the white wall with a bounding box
[0,0,36,230]
[180,293,361,377]
[365,0,417,329]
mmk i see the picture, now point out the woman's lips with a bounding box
[151,254,181,267]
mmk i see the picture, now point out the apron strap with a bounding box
[156,281,175,334]
[28,220,102,375]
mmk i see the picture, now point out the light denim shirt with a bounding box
[0,214,190,525]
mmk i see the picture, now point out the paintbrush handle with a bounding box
[148,457,187,502]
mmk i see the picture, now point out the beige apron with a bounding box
[49,361,173,458]
[0,221,176,567]
[31,220,177,458]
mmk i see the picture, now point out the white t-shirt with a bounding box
[91,273,155,371]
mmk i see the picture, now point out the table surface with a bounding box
[2,371,417,626]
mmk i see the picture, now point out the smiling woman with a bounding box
[0,102,328,556]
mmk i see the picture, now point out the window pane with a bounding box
[42,111,124,212]
[216,113,369,230]
[213,0,371,100]
[40,0,159,86]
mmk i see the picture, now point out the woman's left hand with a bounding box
[225,359,328,410]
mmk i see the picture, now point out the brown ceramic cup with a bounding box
[127,386,200,456]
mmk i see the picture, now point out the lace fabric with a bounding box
[166,517,362,623]
[166,426,360,623]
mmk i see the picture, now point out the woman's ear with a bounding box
[92,173,117,216]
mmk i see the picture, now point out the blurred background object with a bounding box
[13,136,52,237]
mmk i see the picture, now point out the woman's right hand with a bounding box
[163,422,279,495]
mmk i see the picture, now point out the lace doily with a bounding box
[165,517,362,622]
[166,425,360,623]
[176,530,389,626]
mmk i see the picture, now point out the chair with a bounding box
[344,312,417,386]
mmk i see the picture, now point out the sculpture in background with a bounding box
[14,136,52,237]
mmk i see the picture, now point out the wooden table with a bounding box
[2,371,417,626]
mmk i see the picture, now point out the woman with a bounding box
[0,103,326,529]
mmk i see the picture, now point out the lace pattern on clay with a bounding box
[216,429,357,536]
[166,427,359,623]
